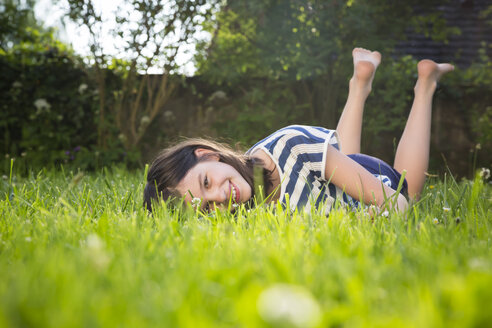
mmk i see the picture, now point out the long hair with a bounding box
[143,138,269,212]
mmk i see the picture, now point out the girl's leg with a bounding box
[394,60,454,199]
[336,48,381,154]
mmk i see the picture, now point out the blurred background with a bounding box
[1,0,491,177]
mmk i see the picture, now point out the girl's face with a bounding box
[175,159,252,211]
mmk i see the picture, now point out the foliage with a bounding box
[0,0,135,171]
[63,0,219,153]
[441,49,492,174]
[0,27,100,170]
[196,0,457,82]
[0,167,491,326]
[459,50,492,148]
[0,0,39,51]
[1,0,223,170]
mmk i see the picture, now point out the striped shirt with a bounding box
[247,125,406,214]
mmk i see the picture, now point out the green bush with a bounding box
[0,27,137,173]
[0,28,97,171]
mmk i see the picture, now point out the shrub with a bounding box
[0,28,97,171]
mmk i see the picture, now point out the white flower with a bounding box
[257,284,321,328]
[209,90,227,102]
[140,115,150,126]
[191,197,202,209]
[164,111,174,120]
[232,203,239,208]
[86,234,104,251]
[85,234,109,270]
[34,98,51,112]
[78,83,88,94]
[443,207,451,212]
[118,133,127,142]
[433,218,439,224]
[480,168,490,180]
[12,81,22,88]
[468,258,487,270]
[381,210,389,217]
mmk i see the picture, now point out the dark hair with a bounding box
[143,138,269,212]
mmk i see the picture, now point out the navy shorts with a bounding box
[348,153,408,196]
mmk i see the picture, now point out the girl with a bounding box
[144,48,454,214]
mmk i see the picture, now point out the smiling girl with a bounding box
[144,48,454,214]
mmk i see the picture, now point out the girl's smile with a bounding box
[175,159,252,211]
[230,181,240,203]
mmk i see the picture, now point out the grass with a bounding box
[0,165,491,327]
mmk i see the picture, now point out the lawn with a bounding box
[1,165,491,327]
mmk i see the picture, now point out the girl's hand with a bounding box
[395,193,409,212]
[367,193,408,218]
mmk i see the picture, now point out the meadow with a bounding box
[1,164,491,327]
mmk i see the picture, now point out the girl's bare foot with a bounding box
[351,48,382,94]
[415,59,454,92]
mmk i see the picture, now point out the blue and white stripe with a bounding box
[247,125,345,213]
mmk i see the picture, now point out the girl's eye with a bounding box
[204,176,209,188]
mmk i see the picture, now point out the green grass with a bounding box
[1,166,491,327]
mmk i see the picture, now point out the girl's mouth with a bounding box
[230,182,240,203]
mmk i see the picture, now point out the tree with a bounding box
[63,0,218,152]
[195,0,461,140]
[198,0,460,81]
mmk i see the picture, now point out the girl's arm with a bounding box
[324,144,408,212]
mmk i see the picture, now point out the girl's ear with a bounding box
[194,148,219,161]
